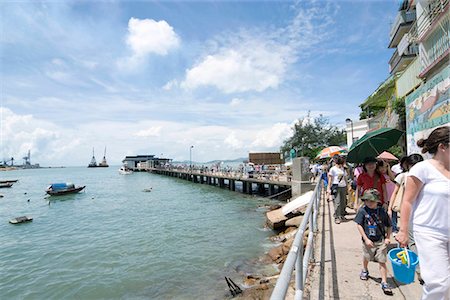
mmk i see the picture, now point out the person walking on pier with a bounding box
[355,188,392,295]
[355,156,388,209]
[396,126,449,300]
[327,156,348,224]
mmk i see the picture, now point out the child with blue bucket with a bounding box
[355,188,393,295]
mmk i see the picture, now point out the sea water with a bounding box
[0,167,277,299]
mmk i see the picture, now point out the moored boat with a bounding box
[0,182,14,188]
[0,179,18,184]
[46,183,85,196]
[9,216,33,224]
[118,166,133,175]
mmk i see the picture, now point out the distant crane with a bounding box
[2,157,14,166]
[23,150,31,166]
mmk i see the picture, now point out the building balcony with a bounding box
[388,10,416,48]
[389,44,419,74]
[418,9,449,77]
[415,0,449,41]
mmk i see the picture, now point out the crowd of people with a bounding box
[319,126,449,299]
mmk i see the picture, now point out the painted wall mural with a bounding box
[406,65,450,155]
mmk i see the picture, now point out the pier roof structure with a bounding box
[122,155,155,162]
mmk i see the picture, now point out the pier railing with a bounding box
[270,177,323,300]
[149,166,294,183]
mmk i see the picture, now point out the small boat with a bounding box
[118,166,133,175]
[0,182,14,188]
[46,183,85,196]
[9,216,33,224]
[0,179,18,184]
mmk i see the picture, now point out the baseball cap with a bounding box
[361,188,381,202]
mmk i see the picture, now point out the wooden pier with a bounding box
[149,168,292,199]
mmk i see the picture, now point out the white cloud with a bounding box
[134,126,162,137]
[119,18,180,69]
[179,2,335,94]
[181,41,290,93]
[224,132,243,149]
[162,79,178,91]
[230,98,242,107]
[251,122,292,148]
[0,107,81,164]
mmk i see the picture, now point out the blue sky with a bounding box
[1,0,399,166]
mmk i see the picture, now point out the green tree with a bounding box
[281,114,347,160]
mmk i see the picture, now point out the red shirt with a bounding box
[357,172,386,204]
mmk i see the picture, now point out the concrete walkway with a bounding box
[305,192,423,300]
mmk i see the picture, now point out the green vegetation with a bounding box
[280,114,346,160]
[359,77,395,119]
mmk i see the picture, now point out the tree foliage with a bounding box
[280,114,347,160]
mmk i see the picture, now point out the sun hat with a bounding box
[361,188,381,202]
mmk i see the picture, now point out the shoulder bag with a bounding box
[392,176,406,213]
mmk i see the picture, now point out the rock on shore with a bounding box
[235,215,309,299]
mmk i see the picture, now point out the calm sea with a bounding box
[0,167,278,299]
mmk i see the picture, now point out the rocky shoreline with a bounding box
[231,204,308,299]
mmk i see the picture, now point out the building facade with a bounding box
[404,0,449,153]
[351,0,449,154]
[122,155,171,170]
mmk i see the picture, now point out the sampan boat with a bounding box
[46,183,85,196]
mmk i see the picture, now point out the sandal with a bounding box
[381,282,393,295]
[359,270,369,280]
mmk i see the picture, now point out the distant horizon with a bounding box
[3,156,249,169]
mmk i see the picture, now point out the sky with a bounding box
[1,0,400,166]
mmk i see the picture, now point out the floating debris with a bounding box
[225,277,242,297]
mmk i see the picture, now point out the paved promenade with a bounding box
[305,192,423,300]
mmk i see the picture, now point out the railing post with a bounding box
[310,210,315,263]
[295,236,304,299]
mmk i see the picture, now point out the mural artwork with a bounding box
[406,65,450,155]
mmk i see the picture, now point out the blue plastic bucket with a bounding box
[388,248,419,284]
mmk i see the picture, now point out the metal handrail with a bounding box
[270,178,322,300]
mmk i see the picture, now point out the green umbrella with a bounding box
[347,127,404,163]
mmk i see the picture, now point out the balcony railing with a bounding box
[389,10,416,48]
[419,14,449,76]
[389,44,419,74]
[409,0,449,42]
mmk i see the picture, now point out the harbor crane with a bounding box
[23,150,31,166]
[2,157,14,166]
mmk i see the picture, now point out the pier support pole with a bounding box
[269,184,275,196]
[258,184,265,195]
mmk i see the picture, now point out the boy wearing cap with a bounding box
[354,188,393,295]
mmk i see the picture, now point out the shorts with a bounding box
[362,240,387,263]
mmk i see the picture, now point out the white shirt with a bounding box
[391,163,403,175]
[394,172,407,185]
[329,166,347,187]
[409,160,450,236]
